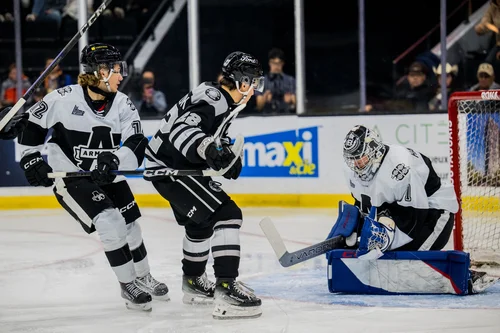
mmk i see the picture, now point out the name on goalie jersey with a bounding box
[240,126,319,177]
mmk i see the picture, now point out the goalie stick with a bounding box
[47,134,244,179]
[0,0,113,132]
[259,217,345,267]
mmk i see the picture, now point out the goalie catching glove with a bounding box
[357,207,395,260]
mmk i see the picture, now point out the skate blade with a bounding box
[182,293,214,305]
[125,300,153,312]
[212,303,262,320]
[152,293,170,302]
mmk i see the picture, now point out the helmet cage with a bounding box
[343,127,386,181]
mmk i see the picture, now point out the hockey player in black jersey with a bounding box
[0,106,28,140]
[17,43,169,311]
[145,51,264,319]
[340,125,497,293]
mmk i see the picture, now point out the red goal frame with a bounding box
[447,90,500,252]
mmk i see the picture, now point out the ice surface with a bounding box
[1,208,499,333]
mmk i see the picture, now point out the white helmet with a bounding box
[343,125,386,182]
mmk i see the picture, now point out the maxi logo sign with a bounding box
[241,126,319,177]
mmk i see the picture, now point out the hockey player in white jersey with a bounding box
[144,51,264,319]
[0,106,28,140]
[340,125,497,293]
[17,43,169,310]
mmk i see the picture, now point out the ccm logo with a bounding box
[119,201,136,213]
[341,251,357,258]
[481,91,500,100]
[24,157,43,169]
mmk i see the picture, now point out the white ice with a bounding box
[1,207,500,333]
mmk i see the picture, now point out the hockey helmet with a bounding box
[80,43,128,77]
[343,125,386,182]
[222,51,264,93]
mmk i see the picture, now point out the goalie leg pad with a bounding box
[326,201,360,243]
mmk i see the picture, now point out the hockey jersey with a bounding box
[146,81,235,170]
[344,144,459,246]
[18,85,147,172]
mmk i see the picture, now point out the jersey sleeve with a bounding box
[17,93,57,157]
[114,97,148,170]
[168,102,217,164]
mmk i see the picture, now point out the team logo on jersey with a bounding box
[126,98,137,111]
[92,190,105,202]
[391,163,410,181]
[73,126,119,170]
[349,179,356,188]
[209,180,222,192]
[205,88,221,101]
[31,100,48,119]
[71,105,85,116]
[407,148,419,158]
[240,126,319,177]
[57,86,72,97]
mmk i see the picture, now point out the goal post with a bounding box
[448,90,500,265]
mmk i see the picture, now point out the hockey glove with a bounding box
[223,155,242,180]
[356,207,395,260]
[204,142,236,171]
[0,107,29,140]
[20,152,54,187]
[91,152,119,185]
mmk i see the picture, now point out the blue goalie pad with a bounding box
[326,201,360,239]
[326,250,471,295]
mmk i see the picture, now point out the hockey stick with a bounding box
[47,134,244,179]
[0,0,113,132]
[259,217,345,267]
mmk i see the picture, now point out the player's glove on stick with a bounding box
[0,107,28,140]
[20,152,54,187]
[204,142,236,171]
[91,152,119,185]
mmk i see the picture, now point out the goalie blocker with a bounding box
[325,202,497,295]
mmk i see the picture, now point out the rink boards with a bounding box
[0,112,495,210]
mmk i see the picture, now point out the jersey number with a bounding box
[131,120,142,134]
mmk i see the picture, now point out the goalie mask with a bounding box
[343,125,386,182]
[80,43,128,91]
[222,51,264,104]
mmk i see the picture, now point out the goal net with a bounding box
[449,91,500,266]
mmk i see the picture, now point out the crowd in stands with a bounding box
[3,1,500,118]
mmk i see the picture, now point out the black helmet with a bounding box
[222,51,264,92]
[343,125,386,182]
[80,43,127,77]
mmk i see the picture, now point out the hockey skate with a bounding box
[212,279,262,320]
[120,281,152,311]
[182,272,216,305]
[468,270,499,294]
[135,273,170,301]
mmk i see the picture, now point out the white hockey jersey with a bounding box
[344,144,459,247]
[18,85,147,172]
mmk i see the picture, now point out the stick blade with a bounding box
[259,217,288,260]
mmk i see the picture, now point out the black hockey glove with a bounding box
[0,107,29,140]
[205,142,236,171]
[20,152,54,187]
[91,152,120,185]
[222,154,242,180]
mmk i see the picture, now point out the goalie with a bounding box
[329,125,497,294]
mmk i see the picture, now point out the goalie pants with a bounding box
[396,209,454,251]
[152,176,242,279]
[53,177,149,283]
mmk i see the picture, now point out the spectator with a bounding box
[428,63,460,111]
[469,63,500,91]
[26,0,66,28]
[43,58,72,94]
[256,48,296,114]
[394,61,435,112]
[131,70,167,118]
[94,0,126,19]
[474,0,500,68]
[1,64,32,108]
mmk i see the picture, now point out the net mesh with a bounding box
[456,100,500,265]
